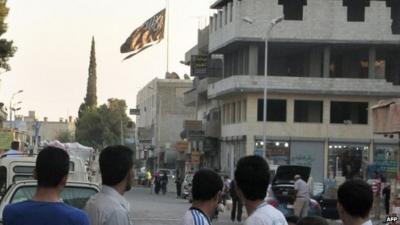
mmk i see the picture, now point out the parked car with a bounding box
[0,180,100,224]
[158,168,175,180]
[266,165,321,217]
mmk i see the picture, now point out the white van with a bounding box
[0,154,89,195]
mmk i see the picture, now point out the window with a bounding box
[257,99,287,122]
[279,0,306,21]
[242,100,247,122]
[231,103,236,123]
[294,100,323,123]
[343,0,369,22]
[230,3,233,22]
[0,166,6,195]
[237,101,241,123]
[330,101,368,124]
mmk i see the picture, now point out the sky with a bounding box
[0,0,213,121]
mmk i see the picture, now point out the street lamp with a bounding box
[9,90,23,121]
[243,16,283,160]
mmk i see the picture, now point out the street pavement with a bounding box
[126,185,343,225]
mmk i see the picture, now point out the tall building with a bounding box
[184,0,400,183]
[136,78,195,173]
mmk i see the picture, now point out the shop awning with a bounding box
[372,99,400,134]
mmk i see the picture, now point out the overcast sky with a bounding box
[0,0,213,121]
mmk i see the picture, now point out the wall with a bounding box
[209,0,400,52]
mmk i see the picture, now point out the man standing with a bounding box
[229,180,243,222]
[371,171,382,220]
[3,146,90,225]
[175,173,183,198]
[337,179,373,225]
[293,174,310,218]
[182,169,223,225]
[234,155,287,225]
[85,145,134,225]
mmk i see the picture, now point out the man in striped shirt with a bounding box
[182,169,223,225]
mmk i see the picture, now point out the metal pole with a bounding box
[263,35,268,159]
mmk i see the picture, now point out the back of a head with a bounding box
[285,215,299,225]
[297,216,328,225]
[192,169,223,201]
[337,179,373,219]
[36,146,70,187]
[11,141,19,150]
[100,145,133,186]
[234,155,270,201]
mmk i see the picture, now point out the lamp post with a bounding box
[9,90,23,126]
[243,16,283,159]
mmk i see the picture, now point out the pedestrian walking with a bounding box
[84,145,134,225]
[3,146,90,225]
[160,171,168,195]
[229,180,243,222]
[337,179,373,225]
[234,155,287,225]
[293,174,310,218]
[383,183,391,215]
[146,170,152,187]
[181,169,223,225]
[176,174,183,198]
[297,216,328,225]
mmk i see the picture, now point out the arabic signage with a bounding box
[176,141,189,153]
[190,55,208,78]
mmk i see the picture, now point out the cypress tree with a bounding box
[84,36,97,108]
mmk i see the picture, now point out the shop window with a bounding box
[372,145,399,179]
[328,144,369,179]
[330,101,368,124]
[278,0,306,21]
[257,99,287,122]
[294,100,323,123]
[343,0,370,22]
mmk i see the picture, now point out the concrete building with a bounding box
[184,0,400,183]
[135,78,195,173]
[3,111,76,147]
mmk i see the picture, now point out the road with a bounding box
[125,186,343,225]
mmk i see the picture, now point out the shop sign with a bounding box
[176,141,189,153]
[183,120,202,131]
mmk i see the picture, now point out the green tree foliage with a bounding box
[55,130,75,143]
[0,0,16,72]
[75,98,132,149]
[84,37,97,108]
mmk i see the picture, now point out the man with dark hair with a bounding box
[4,141,21,156]
[182,169,223,225]
[297,216,328,225]
[337,179,373,225]
[234,155,287,225]
[85,145,134,225]
[3,146,90,225]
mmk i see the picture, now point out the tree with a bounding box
[0,0,16,72]
[75,98,132,149]
[55,130,75,143]
[84,37,97,108]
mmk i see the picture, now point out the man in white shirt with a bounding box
[293,174,310,218]
[337,179,374,225]
[181,169,223,225]
[85,145,134,225]
[234,155,287,225]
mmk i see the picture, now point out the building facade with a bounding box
[135,78,195,173]
[185,0,400,183]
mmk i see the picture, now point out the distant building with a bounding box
[135,78,195,173]
[3,111,76,147]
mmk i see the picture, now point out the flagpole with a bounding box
[166,0,170,74]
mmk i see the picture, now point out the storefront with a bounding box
[254,140,290,166]
[328,142,369,179]
[372,143,399,179]
[291,141,325,183]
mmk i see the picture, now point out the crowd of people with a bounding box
[0,144,393,225]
